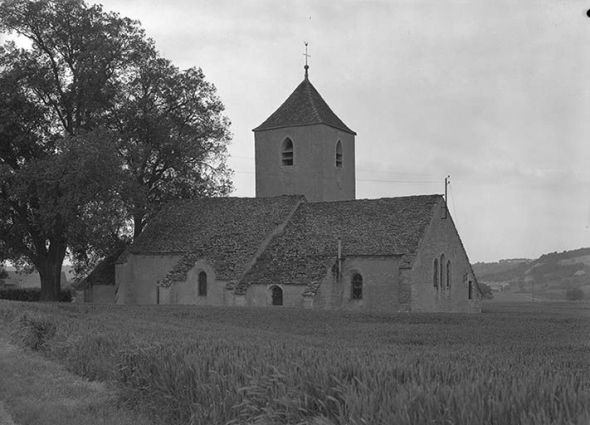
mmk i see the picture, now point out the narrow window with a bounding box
[198,271,207,296]
[271,286,283,306]
[440,254,446,288]
[351,273,363,300]
[335,140,343,168]
[447,260,451,289]
[433,259,439,288]
[468,280,473,300]
[281,138,294,166]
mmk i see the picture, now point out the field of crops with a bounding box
[1,301,589,425]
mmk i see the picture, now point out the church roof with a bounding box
[253,77,356,135]
[74,248,126,290]
[126,196,303,285]
[237,195,442,291]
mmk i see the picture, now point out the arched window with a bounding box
[433,259,439,288]
[446,260,451,288]
[440,254,446,288]
[335,140,343,168]
[281,138,294,166]
[198,271,207,296]
[351,273,363,300]
[271,286,283,306]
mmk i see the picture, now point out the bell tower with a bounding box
[253,53,356,202]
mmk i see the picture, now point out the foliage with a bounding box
[0,264,7,284]
[479,282,494,299]
[0,288,72,302]
[0,302,588,425]
[565,287,585,301]
[0,0,232,300]
[11,311,57,351]
[110,47,233,237]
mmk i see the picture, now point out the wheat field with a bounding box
[1,301,589,425]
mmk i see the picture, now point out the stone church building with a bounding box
[114,67,482,313]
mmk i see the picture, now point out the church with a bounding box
[112,64,482,313]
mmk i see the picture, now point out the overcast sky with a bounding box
[21,0,590,262]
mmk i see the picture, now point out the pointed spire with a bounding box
[303,41,310,79]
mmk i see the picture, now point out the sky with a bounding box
[7,0,590,263]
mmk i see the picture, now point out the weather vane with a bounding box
[303,41,310,79]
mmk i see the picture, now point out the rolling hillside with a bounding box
[473,248,590,300]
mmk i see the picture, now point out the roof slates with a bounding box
[253,78,356,135]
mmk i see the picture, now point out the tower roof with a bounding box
[253,78,356,135]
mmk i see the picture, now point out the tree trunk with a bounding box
[38,242,67,302]
[133,212,145,239]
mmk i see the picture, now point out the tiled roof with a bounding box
[253,77,356,135]
[74,248,126,290]
[126,196,304,285]
[238,195,441,290]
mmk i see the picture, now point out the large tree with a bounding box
[0,0,232,300]
[109,41,232,238]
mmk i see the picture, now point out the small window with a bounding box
[468,280,473,300]
[282,138,294,166]
[271,286,283,306]
[351,273,363,300]
[433,259,439,288]
[198,271,207,296]
[440,254,446,288]
[447,260,451,289]
[335,140,343,168]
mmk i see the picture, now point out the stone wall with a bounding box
[115,254,182,305]
[313,256,404,312]
[255,124,355,202]
[410,201,481,313]
[245,284,306,308]
[85,285,115,304]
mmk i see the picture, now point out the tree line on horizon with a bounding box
[0,0,233,301]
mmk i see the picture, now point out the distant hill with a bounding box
[473,248,590,300]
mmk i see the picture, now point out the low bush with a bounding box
[565,287,585,301]
[11,312,57,351]
[0,288,72,302]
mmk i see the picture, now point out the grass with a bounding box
[0,331,158,425]
[1,300,589,425]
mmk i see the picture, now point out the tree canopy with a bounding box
[0,0,232,300]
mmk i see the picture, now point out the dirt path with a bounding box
[0,334,156,425]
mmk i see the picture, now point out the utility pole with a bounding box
[443,175,450,218]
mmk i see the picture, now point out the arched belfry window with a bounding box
[351,273,363,300]
[440,254,446,288]
[198,271,207,296]
[335,140,343,168]
[271,286,283,306]
[281,138,294,166]
[433,259,439,288]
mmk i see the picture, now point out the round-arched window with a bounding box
[336,140,343,168]
[198,271,207,296]
[271,285,283,306]
[433,259,439,288]
[282,138,294,166]
[351,273,363,300]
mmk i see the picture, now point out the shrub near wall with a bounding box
[0,288,72,302]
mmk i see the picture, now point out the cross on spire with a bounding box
[303,41,310,79]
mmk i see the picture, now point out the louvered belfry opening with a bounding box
[282,138,294,166]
